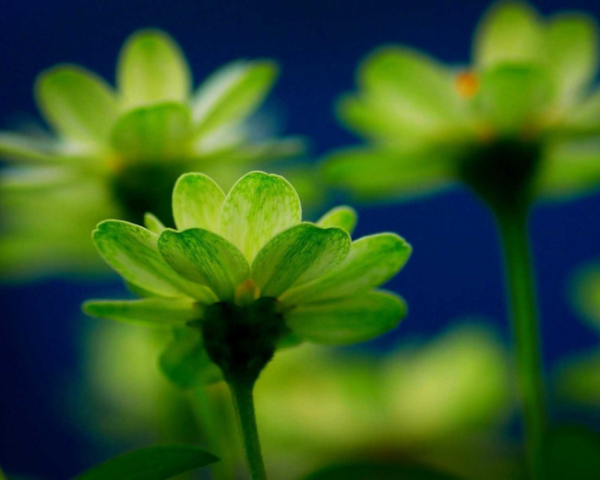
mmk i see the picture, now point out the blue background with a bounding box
[2,0,600,478]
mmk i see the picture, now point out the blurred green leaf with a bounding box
[543,426,600,480]
[74,445,218,480]
[305,462,465,480]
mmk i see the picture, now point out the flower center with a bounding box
[455,71,479,99]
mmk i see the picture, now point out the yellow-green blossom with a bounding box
[324,1,600,202]
[0,30,303,278]
[84,171,411,387]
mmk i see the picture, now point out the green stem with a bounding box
[495,208,546,480]
[228,379,267,480]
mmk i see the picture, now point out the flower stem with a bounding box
[495,208,546,480]
[228,379,267,480]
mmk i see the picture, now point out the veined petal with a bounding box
[83,297,203,327]
[546,14,599,103]
[474,1,543,68]
[192,60,278,135]
[219,172,302,262]
[158,228,249,302]
[93,220,212,300]
[35,65,117,145]
[251,223,351,298]
[110,103,192,161]
[172,173,225,231]
[0,133,54,163]
[316,206,357,235]
[117,29,191,109]
[287,290,407,345]
[282,233,411,305]
[144,213,166,234]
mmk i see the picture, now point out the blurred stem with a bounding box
[0,465,6,480]
[228,378,267,480]
[495,207,546,480]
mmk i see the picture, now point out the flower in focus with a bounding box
[0,30,303,278]
[324,1,600,203]
[84,171,411,387]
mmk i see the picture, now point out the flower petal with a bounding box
[35,65,117,145]
[287,290,407,345]
[219,172,302,262]
[158,228,249,302]
[144,213,166,234]
[110,103,192,161]
[474,1,542,68]
[93,220,211,300]
[282,233,411,305]
[172,173,225,232]
[83,297,203,327]
[117,29,191,109]
[316,206,357,235]
[546,14,599,103]
[0,133,54,163]
[251,223,351,298]
[323,146,457,201]
[192,60,278,135]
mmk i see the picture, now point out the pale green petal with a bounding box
[357,47,462,136]
[474,1,543,68]
[563,88,600,128]
[158,228,249,301]
[219,172,302,261]
[192,60,278,135]
[323,147,457,201]
[83,297,203,327]
[478,64,553,132]
[172,173,225,231]
[251,223,351,298]
[283,233,411,305]
[117,29,191,109]
[110,103,192,161]
[35,65,117,145]
[546,14,599,102]
[0,167,79,192]
[93,220,212,300]
[0,133,53,163]
[316,206,357,235]
[144,213,166,234]
[287,290,407,345]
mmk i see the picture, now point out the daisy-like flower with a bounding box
[0,30,302,278]
[324,1,600,204]
[84,171,410,479]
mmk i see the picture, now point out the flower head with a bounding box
[0,30,303,278]
[84,172,411,386]
[324,1,600,203]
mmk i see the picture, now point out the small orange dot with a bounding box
[456,71,479,99]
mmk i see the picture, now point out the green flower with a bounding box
[0,30,303,278]
[84,171,411,387]
[324,1,600,202]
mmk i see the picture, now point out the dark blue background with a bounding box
[2,0,600,478]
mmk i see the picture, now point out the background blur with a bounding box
[1,0,600,478]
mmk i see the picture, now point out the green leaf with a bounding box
[35,65,117,145]
[118,30,191,109]
[93,220,211,300]
[251,223,351,298]
[287,290,407,345]
[172,173,225,231]
[0,133,53,163]
[158,228,249,302]
[304,461,465,480]
[357,47,462,137]
[219,172,302,262]
[322,146,456,201]
[110,103,192,161]
[144,213,166,234]
[316,206,357,235]
[546,14,599,103]
[83,297,203,327]
[192,60,278,135]
[283,233,411,305]
[478,64,553,132]
[74,445,218,480]
[474,1,542,68]
[160,328,222,389]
